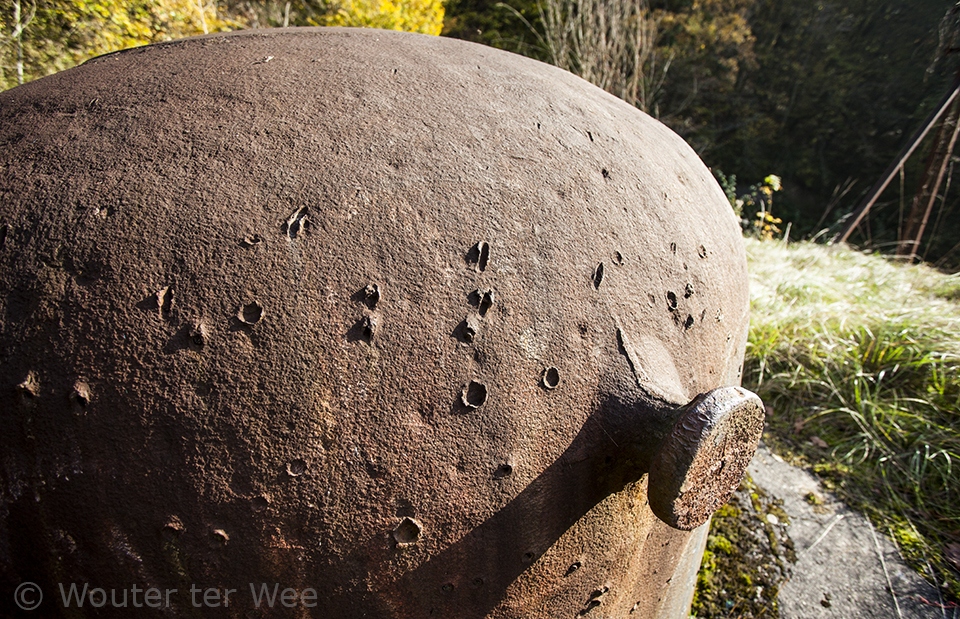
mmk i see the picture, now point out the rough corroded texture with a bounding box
[648,387,765,530]
[0,28,756,618]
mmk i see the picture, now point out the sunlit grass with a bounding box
[744,238,960,602]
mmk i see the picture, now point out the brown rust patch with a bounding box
[0,28,756,619]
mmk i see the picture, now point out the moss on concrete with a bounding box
[691,474,795,618]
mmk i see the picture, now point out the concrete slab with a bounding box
[747,444,952,619]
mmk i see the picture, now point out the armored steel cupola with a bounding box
[0,28,762,619]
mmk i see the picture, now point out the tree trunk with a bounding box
[897,98,960,260]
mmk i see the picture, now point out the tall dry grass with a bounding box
[745,238,960,601]
[534,0,667,112]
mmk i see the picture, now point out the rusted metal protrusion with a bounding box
[362,283,381,309]
[472,289,494,317]
[648,386,764,530]
[156,286,173,320]
[542,367,560,389]
[17,371,39,398]
[189,322,208,348]
[237,301,264,326]
[581,586,607,615]
[283,206,308,239]
[666,291,678,312]
[393,517,422,545]
[71,381,91,411]
[592,262,604,289]
[240,234,264,248]
[358,314,377,342]
[461,380,487,409]
[286,458,307,477]
[467,241,490,272]
[163,517,185,536]
[211,529,230,546]
[493,460,514,479]
[462,314,480,343]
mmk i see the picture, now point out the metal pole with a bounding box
[905,103,960,260]
[836,79,960,244]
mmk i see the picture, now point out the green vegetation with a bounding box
[744,236,960,601]
[0,0,443,90]
[692,475,794,618]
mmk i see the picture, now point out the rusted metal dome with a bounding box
[0,28,762,618]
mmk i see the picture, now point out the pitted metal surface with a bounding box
[0,28,759,618]
[649,387,765,530]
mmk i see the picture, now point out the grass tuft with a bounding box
[744,238,960,602]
